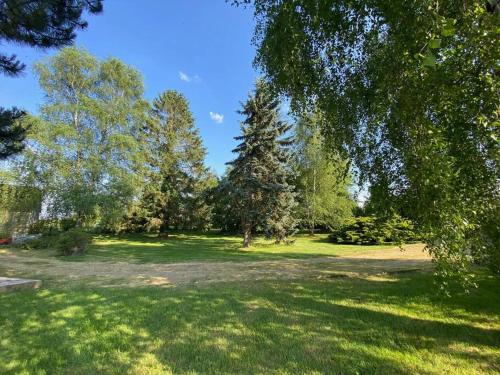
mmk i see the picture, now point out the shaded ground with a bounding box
[1,272,498,375]
[0,243,430,287]
[1,237,498,374]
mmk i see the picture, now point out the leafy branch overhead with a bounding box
[0,0,103,159]
[243,0,500,288]
[0,0,103,76]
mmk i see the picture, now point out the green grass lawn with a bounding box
[2,234,497,374]
[1,272,499,374]
[14,232,395,263]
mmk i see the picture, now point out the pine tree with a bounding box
[0,107,25,159]
[228,80,297,247]
[143,90,213,237]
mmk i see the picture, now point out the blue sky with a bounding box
[0,0,260,175]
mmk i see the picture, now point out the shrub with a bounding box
[329,215,418,245]
[28,218,79,235]
[60,218,77,232]
[28,219,60,235]
[55,228,93,256]
[21,235,59,250]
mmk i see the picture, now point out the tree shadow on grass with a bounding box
[1,273,499,374]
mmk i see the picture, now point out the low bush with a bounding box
[329,215,419,245]
[28,219,60,235]
[60,218,78,232]
[28,218,78,235]
[21,235,58,250]
[0,229,11,239]
[55,228,93,256]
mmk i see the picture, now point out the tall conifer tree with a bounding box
[228,81,297,247]
[142,90,214,237]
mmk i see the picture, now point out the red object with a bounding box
[0,237,12,245]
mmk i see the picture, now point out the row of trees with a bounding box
[4,47,355,246]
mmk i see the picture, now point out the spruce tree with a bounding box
[143,90,213,237]
[228,81,297,247]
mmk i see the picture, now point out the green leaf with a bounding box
[441,19,456,37]
[423,52,436,67]
[429,38,441,49]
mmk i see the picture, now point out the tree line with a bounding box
[1,0,497,286]
[2,47,355,247]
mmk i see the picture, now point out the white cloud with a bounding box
[179,71,191,82]
[179,71,201,83]
[209,111,224,124]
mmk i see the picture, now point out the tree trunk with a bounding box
[310,165,316,236]
[158,211,169,239]
[242,222,252,248]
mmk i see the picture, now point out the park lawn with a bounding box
[0,271,499,374]
[10,233,397,263]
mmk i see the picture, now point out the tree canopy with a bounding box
[238,0,500,287]
[0,0,103,159]
[16,47,148,228]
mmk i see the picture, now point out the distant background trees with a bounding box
[293,112,354,235]
[4,46,362,247]
[9,47,220,235]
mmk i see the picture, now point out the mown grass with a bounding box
[0,272,499,374]
[10,232,395,263]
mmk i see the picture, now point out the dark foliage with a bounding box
[55,228,92,255]
[0,0,103,76]
[0,107,26,159]
[329,215,419,245]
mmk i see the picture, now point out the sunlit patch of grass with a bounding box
[3,232,406,264]
[54,233,400,263]
[1,272,498,374]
